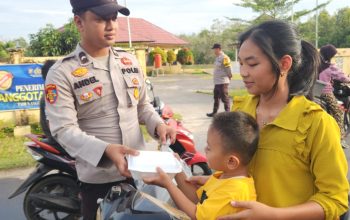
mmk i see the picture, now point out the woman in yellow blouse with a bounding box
[192,20,349,220]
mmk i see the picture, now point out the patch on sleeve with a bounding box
[223,56,231,67]
[45,84,58,104]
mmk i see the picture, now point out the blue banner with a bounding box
[0,64,44,110]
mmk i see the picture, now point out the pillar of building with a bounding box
[7,48,24,64]
[135,48,147,77]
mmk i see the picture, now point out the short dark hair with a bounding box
[41,60,56,81]
[211,111,259,165]
[319,44,337,73]
[74,9,87,17]
[238,20,320,100]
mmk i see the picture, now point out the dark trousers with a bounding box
[213,83,230,113]
[79,179,134,220]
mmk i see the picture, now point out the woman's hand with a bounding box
[217,201,278,220]
[143,167,173,188]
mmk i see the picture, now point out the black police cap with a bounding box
[70,0,130,18]
[212,43,221,49]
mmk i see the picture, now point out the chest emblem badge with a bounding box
[72,67,88,77]
[93,86,102,97]
[80,92,93,101]
[121,57,133,66]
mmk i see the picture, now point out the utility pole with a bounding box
[124,0,132,49]
[315,0,319,48]
[291,0,294,22]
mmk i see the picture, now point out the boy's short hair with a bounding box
[41,60,56,81]
[211,111,259,165]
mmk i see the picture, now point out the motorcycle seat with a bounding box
[41,138,73,159]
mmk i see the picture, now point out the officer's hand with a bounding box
[228,73,233,80]
[105,144,139,177]
[156,123,176,144]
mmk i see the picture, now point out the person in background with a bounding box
[319,44,350,142]
[207,43,233,117]
[40,59,57,144]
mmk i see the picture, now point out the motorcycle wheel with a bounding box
[23,174,81,220]
[191,162,212,176]
[344,111,350,135]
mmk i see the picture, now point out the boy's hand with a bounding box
[143,167,173,188]
[186,175,210,188]
[173,153,181,161]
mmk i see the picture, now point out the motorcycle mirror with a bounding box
[145,78,153,90]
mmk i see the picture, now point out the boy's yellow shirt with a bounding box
[196,172,256,220]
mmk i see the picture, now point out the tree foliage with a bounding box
[0,38,28,62]
[298,7,350,48]
[27,19,79,56]
[180,6,350,64]
[231,0,331,23]
[179,19,246,64]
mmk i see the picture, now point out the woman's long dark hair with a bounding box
[238,20,320,100]
[319,44,337,74]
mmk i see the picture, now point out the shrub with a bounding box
[31,123,43,135]
[177,48,194,65]
[166,50,177,65]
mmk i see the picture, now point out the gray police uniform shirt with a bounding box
[213,52,232,85]
[45,44,163,184]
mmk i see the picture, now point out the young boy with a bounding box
[144,111,259,220]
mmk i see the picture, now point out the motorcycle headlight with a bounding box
[27,148,43,161]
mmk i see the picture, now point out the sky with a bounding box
[0,0,349,41]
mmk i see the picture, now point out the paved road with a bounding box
[1,74,349,219]
[150,74,244,152]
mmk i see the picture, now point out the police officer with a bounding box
[207,43,232,117]
[44,1,176,219]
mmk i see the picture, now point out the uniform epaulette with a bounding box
[62,52,75,62]
[112,47,126,52]
[49,52,74,70]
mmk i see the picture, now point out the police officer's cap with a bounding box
[70,0,130,18]
[212,43,221,49]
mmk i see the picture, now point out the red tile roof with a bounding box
[116,17,188,46]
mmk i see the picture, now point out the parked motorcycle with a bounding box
[97,183,188,220]
[8,134,81,220]
[332,79,350,134]
[145,79,212,176]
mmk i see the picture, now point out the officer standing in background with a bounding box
[44,0,176,219]
[207,43,232,117]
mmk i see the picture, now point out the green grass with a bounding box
[0,137,35,170]
[196,88,248,98]
[140,125,152,142]
[231,74,242,80]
